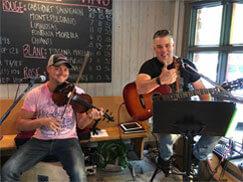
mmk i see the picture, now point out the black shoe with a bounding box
[157,157,173,177]
[191,154,200,178]
[191,153,200,166]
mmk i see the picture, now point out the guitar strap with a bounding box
[155,57,183,95]
[173,56,181,93]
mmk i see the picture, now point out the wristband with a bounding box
[156,76,161,86]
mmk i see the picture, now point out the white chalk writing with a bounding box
[2,0,26,13]
[22,44,47,59]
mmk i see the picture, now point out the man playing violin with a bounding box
[136,30,221,177]
[1,54,103,182]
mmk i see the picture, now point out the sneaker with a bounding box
[157,157,173,177]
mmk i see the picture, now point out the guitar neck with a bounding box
[157,87,220,101]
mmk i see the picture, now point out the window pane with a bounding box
[230,3,243,44]
[193,52,218,88]
[226,53,243,81]
[225,53,243,143]
[195,5,223,46]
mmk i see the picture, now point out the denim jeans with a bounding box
[158,133,221,161]
[1,138,87,182]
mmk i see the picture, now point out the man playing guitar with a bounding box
[135,29,221,177]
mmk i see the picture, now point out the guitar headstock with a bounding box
[221,78,243,92]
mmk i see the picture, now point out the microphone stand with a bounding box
[183,63,243,104]
[0,80,35,125]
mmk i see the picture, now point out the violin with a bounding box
[52,82,114,122]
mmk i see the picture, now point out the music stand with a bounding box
[151,100,236,181]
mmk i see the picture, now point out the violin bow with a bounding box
[61,51,90,119]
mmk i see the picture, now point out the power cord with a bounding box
[208,139,233,181]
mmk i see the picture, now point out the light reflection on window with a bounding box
[226,53,243,81]
[230,3,243,44]
[225,53,243,143]
[195,5,223,46]
[193,52,218,88]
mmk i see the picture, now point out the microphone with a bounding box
[173,56,185,70]
[22,75,46,83]
[180,59,186,69]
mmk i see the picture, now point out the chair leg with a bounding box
[150,166,160,182]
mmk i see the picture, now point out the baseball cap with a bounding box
[47,54,72,68]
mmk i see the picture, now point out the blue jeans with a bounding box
[158,134,221,161]
[1,138,87,182]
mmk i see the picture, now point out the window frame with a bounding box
[182,0,243,143]
[182,0,243,84]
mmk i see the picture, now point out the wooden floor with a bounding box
[87,156,183,182]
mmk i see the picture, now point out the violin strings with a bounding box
[61,51,90,119]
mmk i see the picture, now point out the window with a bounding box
[183,1,243,143]
[193,52,218,88]
[195,5,223,46]
[230,3,243,44]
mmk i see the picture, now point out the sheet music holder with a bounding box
[150,99,236,181]
[152,100,236,136]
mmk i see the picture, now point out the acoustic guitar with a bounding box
[123,78,243,121]
[123,82,170,121]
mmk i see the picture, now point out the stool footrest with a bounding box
[171,170,186,176]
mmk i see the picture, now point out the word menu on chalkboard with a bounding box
[0,0,112,83]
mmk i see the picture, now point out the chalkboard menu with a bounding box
[0,0,112,83]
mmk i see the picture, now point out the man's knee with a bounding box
[1,163,20,181]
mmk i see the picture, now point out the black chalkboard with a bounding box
[0,0,112,83]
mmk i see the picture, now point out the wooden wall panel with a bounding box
[0,0,184,99]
